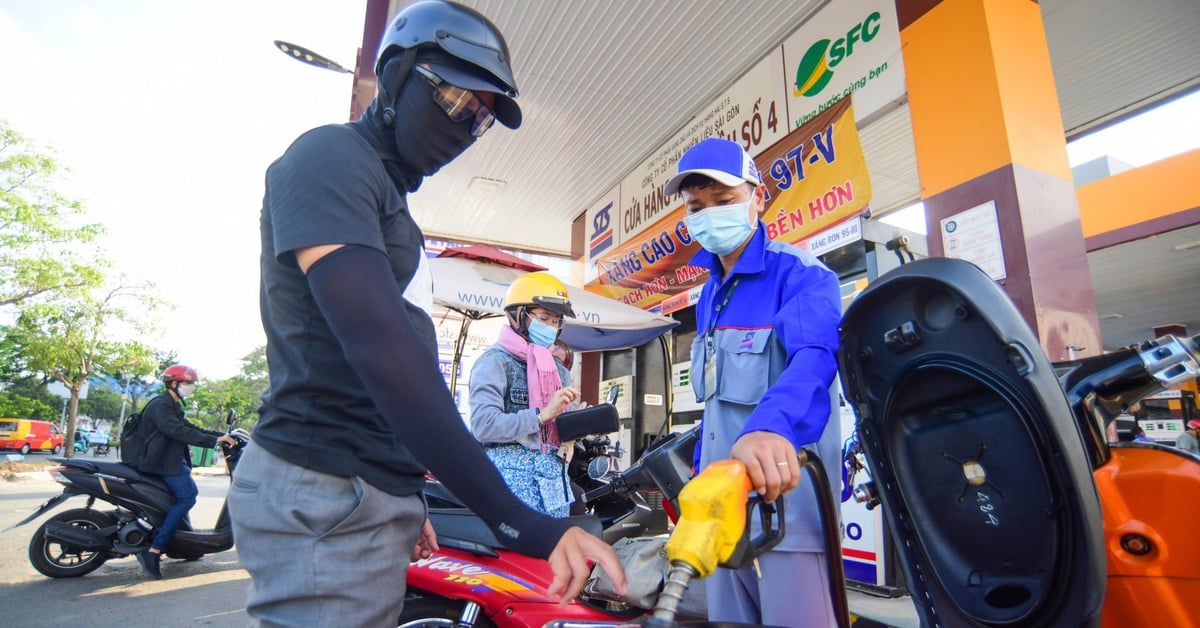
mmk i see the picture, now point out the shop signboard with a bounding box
[782,0,905,127]
[616,50,790,245]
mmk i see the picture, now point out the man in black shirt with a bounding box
[227,2,624,625]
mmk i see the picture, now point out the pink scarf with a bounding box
[498,325,562,451]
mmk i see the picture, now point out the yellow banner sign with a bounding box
[588,207,707,311]
[587,97,871,311]
[757,97,871,245]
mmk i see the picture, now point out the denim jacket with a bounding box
[468,345,571,448]
[468,344,573,516]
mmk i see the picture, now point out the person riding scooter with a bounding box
[131,364,234,579]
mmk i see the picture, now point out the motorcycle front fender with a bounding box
[3,491,77,531]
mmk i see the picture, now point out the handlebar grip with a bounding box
[583,483,617,503]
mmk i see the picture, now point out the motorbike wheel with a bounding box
[28,508,115,578]
[397,595,496,628]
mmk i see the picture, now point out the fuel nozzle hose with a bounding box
[651,453,851,628]
[653,460,750,621]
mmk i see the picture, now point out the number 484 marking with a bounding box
[977,492,1000,527]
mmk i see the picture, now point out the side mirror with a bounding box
[606,385,620,406]
[226,410,237,427]
[587,456,613,483]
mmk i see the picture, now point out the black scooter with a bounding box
[5,412,249,578]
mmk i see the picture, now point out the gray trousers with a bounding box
[705,550,837,628]
[227,443,425,627]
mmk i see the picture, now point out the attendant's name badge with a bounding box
[703,342,717,401]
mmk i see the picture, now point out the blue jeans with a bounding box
[153,467,198,550]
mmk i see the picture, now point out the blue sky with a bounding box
[0,0,366,378]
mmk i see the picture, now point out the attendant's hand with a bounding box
[730,431,800,503]
[540,386,581,423]
[411,518,439,562]
[546,526,626,604]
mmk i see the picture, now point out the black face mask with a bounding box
[390,73,477,178]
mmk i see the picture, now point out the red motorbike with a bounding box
[400,427,702,627]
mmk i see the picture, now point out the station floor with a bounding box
[847,588,920,627]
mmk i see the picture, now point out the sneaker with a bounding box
[136,550,163,579]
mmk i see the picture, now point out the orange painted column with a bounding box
[898,0,1101,360]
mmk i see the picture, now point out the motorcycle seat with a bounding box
[428,507,502,553]
[58,458,169,488]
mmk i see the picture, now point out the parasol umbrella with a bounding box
[431,247,678,389]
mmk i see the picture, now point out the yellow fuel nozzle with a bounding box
[663,459,752,578]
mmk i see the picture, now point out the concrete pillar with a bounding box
[897,0,1102,361]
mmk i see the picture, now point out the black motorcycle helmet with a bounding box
[375,0,521,130]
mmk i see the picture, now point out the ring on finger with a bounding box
[776,461,789,466]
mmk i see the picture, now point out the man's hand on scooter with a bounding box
[730,431,799,503]
[411,518,439,562]
[215,434,237,449]
[546,526,626,605]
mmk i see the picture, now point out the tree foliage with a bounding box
[77,385,122,424]
[190,346,267,431]
[7,283,159,457]
[0,122,105,307]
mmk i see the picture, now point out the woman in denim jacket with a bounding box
[468,272,581,516]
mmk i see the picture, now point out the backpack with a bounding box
[119,403,149,466]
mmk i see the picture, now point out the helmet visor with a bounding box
[532,295,576,319]
[422,56,521,129]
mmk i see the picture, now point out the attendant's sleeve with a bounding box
[741,263,841,448]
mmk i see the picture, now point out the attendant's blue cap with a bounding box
[664,138,762,196]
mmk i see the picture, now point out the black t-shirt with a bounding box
[256,123,437,496]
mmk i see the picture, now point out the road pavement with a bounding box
[0,451,919,628]
[0,455,252,628]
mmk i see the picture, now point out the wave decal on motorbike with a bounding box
[411,554,542,599]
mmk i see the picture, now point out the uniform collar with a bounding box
[688,221,769,281]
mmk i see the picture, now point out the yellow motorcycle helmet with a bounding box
[503,272,576,319]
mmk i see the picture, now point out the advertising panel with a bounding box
[838,395,887,586]
[782,0,905,127]
[940,200,1007,281]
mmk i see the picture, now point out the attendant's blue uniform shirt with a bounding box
[689,222,842,551]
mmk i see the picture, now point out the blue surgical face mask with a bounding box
[683,201,755,255]
[526,317,559,348]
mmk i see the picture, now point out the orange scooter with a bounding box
[839,257,1200,627]
[1057,334,1200,626]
